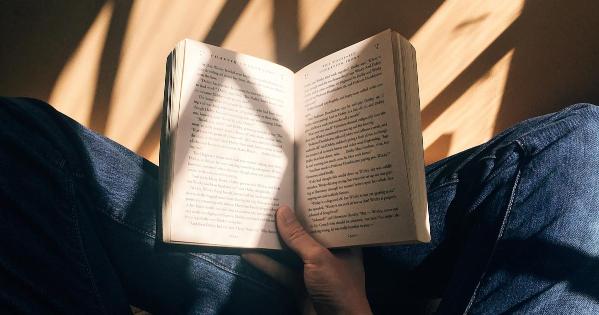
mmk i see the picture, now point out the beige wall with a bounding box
[2,0,598,165]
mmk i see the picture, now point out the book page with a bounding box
[294,30,416,248]
[168,40,294,249]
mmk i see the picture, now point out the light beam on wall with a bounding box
[48,1,114,125]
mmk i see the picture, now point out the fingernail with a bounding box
[278,206,296,225]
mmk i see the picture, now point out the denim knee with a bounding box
[517,103,599,158]
[514,102,599,233]
[0,97,83,173]
[0,97,62,138]
[565,102,599,128]
[557,103,599,158]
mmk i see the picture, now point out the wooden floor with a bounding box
[1,0,598,165]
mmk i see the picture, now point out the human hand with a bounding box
[274,206,372,315]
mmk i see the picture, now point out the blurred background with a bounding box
[1,0,598,165]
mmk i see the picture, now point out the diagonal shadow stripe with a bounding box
[136,0,251,158]
[89,0,134,134]
[203,0,250,46]
[421,18,519,130]
[273,0,299,68]
[296,0,444,71]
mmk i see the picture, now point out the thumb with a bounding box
[276,206,327,262]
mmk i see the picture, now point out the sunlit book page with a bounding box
[294,30,417,248]
[166,40,294,249]
[161,30,429,250]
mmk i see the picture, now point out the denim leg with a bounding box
[0,98,129,314]
[365,104,599,314]
[460,104,599,314]
[0,98,297,314]
[2,97,598,314]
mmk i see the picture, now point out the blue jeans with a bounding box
[0,97,598,314]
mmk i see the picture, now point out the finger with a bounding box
[276,206,327,262]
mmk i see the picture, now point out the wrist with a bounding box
[345,297,372,315]
[311,295,371,315]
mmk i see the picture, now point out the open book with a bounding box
[160,29,429,250]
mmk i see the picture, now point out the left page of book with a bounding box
[164,40,295,249]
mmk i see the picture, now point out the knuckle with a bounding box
[287,224,308,243]
[311,246,328,259]
[304,247,329,265]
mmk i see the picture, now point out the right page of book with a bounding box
[294,30,417,248]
